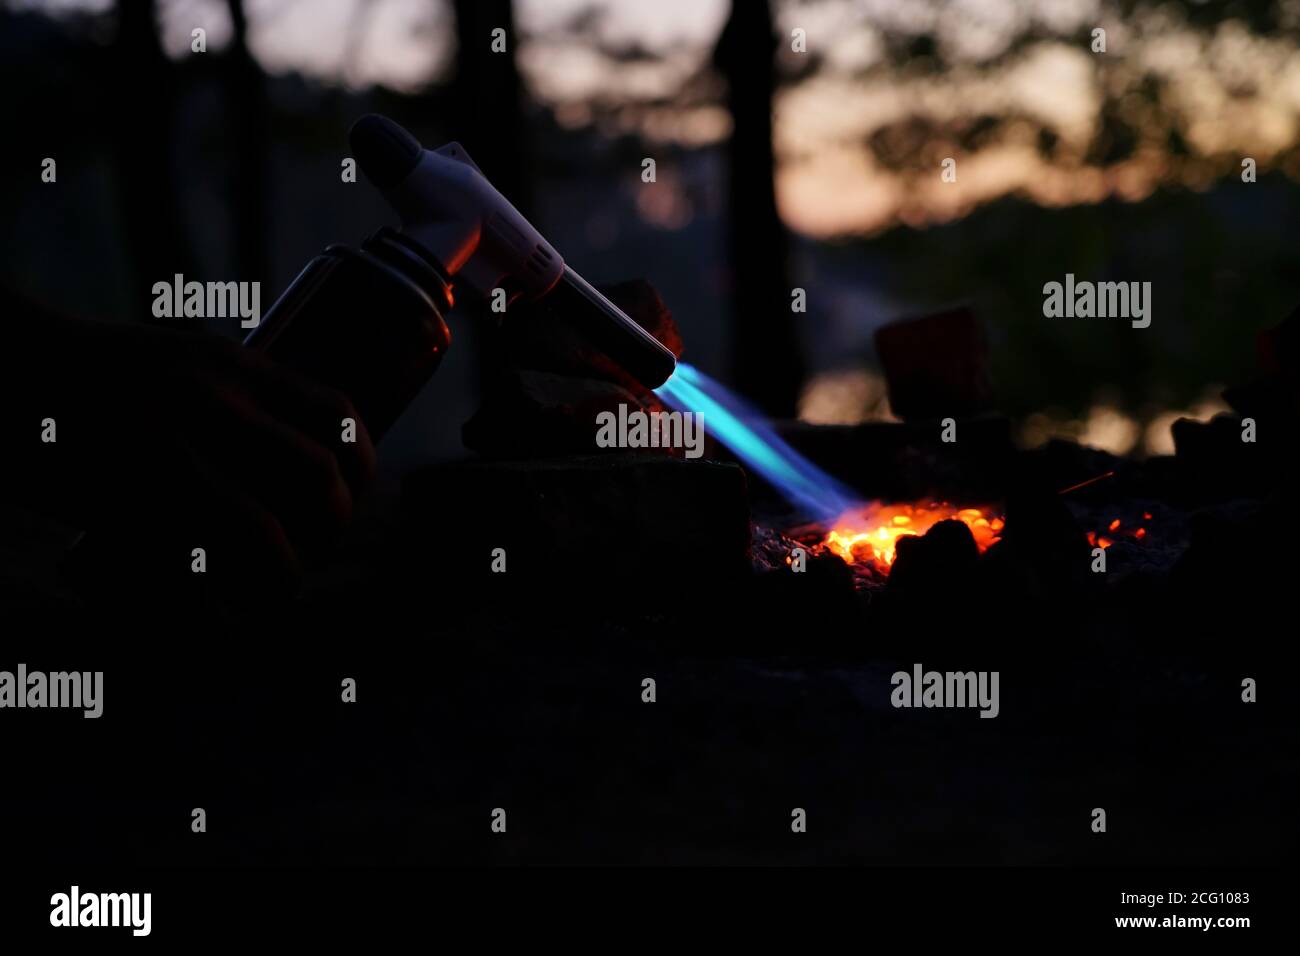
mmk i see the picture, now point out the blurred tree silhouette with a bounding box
[225,0,270,288]
[715,0,803,417]
[784,0,1300,187]
[448,0,531,217]
[4,0,1299,432]
[113,0,195,313]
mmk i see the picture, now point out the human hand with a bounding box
[17,313,376,594]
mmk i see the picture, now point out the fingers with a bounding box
[158,442,302,598]
[219,343,378,492]
[178,444,304,597]
[177,337,380,579]
[60,327,380,593]
[187,376,357,551]
[277,372,378,492]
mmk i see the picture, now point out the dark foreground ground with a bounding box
[1,458,1290,868]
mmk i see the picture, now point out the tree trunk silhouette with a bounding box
[714,0,803,417]
[449,0,532,397]
[226,0,271,292]
[113,0,194,321]
[450,0,531,216]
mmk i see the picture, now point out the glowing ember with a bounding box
[824,502,1003,572]
[1090,517,1148,548]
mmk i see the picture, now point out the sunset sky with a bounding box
[7,0,1298,449]
[14,0,1300,239]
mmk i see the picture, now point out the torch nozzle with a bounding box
[552,267,678,390]
[347,113,676,390]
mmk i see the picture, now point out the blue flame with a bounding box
[655,362,859,522]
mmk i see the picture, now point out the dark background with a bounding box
[4,0,1300,459]
[0,0,1294,875]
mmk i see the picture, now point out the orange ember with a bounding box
[822,505,1152,576]
[824,502,1003,572]
[1091,517,1147,548]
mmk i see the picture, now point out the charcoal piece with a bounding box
[745,547,861,652]
[1171,413,1280,498]
[748,524,804,575]
[1171,413,1244,458]
[1220,379,1294,422]
[965,489,1092,612]
[886,518,980,600]
[873,307,993,421]
[1000,489,1088,563]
